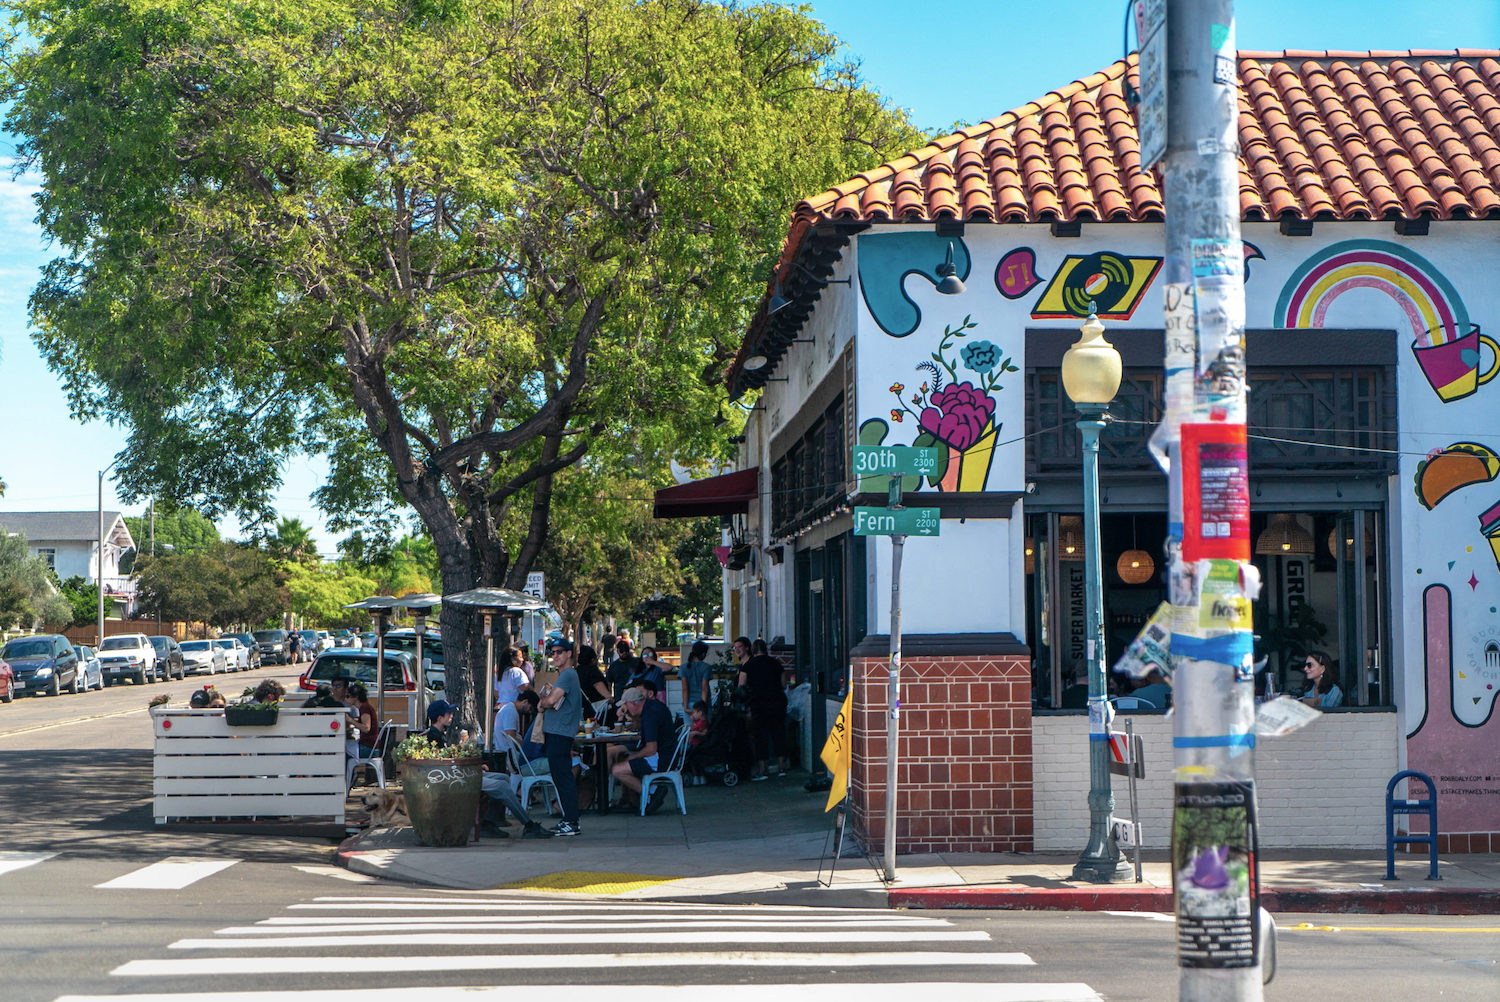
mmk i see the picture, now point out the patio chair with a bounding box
[506,732,561,816]
[348,721,394,790]
[639,724,690,816]
[1111,696,1154,710]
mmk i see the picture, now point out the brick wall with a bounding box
[849,635,1032,853]
[1033,711,1401,851]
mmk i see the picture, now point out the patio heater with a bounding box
[391,593,442,724]
[442,587,548,754]
[342,596,402,722]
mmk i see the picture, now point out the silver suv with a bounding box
[97,633,160,685]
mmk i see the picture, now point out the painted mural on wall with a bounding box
[1268,235,1500,838]
[857,231,973,338]
[1029,250,1161,320]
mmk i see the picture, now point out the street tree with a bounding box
[123,502,221,557]
[58,576,101,629]
[133,541,287,630]
[0,532,72,631]
[5,0,920,727]
[283,563,380,627]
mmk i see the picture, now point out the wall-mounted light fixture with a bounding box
[934,242,966,295]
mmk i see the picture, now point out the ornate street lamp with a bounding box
[1060,305,1133,884]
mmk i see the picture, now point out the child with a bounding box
[686,701,709,786]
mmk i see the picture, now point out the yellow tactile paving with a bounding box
[493,870,682,895]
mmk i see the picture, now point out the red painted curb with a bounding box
[890,885,1500,915]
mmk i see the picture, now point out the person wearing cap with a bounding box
[609,685,678,814]
[422,698,456,744]
[536,637,584,836]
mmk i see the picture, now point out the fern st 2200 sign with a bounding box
[852,506,941,537]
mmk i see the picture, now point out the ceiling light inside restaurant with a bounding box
[1116,549,1155,584]
[1057,515,1084,561]
[1024,536,1035,575]
[1254,512,1315,555]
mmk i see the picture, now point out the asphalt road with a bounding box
[0,668,1494,1002]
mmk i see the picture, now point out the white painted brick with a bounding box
[1031,713,1399,851]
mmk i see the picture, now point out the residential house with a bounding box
[0,510,138,616]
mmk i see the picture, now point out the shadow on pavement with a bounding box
[0,749,348,864]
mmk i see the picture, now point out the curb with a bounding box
[889,885,1500,915]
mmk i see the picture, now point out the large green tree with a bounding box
[133,541,287,629]
[5,0,918,727]
[0,533,72,631]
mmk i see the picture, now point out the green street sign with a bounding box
[853,506,941,537]
[853,444,942,479]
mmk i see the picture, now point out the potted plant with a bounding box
[393,733,483,847]
[224,680,284,727]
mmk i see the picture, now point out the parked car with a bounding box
[331,628,357,648]
[295,629,323,661]
[0,655,14,702]
[358,631,377,649]
[148,636,187,680]
[253,629,291,665]
[180,639,228,675]
[316,629,335,653]
[297,649,421,693]
[227,632,262,670]
[98,633,159,685]
[71,645,103,692]
[380,628,446,690]
[1,634,80,696]
[213,636,251,671]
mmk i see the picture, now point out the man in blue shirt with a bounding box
[537,638,584,837]
[609,685,678,814]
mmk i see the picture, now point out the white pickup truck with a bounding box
[97,633,160,685]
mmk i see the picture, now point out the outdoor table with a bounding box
[573,729,639,815]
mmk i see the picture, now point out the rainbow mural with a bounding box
[1274,239,1470,346]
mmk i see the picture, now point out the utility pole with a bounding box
[1156,1,1263,998]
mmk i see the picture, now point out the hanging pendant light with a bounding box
[1024,537,1036,575]
[1326,527,1374,558]
[1058,515,1085,561]
[1116,518,1154,584]
[1254,513,1315,555]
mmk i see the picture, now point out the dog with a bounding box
[361,787,409,828]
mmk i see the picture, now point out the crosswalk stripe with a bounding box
[64,983,1103,1002]
[0,851,56,877]
[169,928,989,950]
[221,917,950,934]
[115,951,1037,977]
[290,898,900,914]
[95,857,239,890]
[288,864,379,883]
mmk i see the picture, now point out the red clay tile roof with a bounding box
[798,50,1500,232]
[728,50,1500,395]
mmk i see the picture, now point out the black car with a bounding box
[229,632,263,670]
[147,636,186,681]
[253,629,291,665]
[0,634,80,697]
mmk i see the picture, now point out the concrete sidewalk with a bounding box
[336,774,1500,914]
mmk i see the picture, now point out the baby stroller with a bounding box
[688,706,752,786]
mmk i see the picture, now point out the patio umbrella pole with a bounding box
[483,612,494,753]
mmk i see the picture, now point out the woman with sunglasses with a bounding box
[1299,651,1343,709]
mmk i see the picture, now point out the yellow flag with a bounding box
[819,691,853,812]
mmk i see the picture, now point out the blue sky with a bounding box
[1,1,1495,552]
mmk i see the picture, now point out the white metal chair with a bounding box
[506,732,561,816]
[639,724,690,816]
[347,721,393,790]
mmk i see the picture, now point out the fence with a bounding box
[150,705,348,824]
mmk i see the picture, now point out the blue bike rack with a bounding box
[1385,770,1440,881]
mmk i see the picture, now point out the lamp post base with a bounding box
[1071,851,1137,884]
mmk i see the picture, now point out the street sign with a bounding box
[1110,816,1141,848]
[853,506,940,537]
[523,571,545,601]
[853,444,942,479]
[1108,730,1145,778]
[1135,0,1167,170]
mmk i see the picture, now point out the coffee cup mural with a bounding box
[1412,323,1499,403]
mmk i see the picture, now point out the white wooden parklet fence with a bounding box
[150,706,349,824]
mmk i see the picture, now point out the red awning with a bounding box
[653,467,760,519]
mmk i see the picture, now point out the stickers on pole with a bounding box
[1191,237,1248,425]
[1174,780,1261,969]
[1150,282,1198,472]
[1113,601,1175,681]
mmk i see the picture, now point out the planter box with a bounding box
[224,704,280,727]
[150,706,348,824]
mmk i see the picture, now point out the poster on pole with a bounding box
[1173,781,1260,968]
[1179,422,1250,562]
[1134,0,1167,170]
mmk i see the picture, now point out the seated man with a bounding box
[422,700,548,840]
[496,690,547,777]
[609,686,678,814]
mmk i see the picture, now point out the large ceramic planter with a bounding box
[402,757,482,847]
